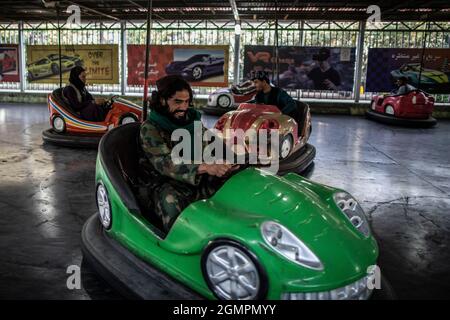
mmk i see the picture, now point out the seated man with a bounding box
[390,76,416,95]
[62,66,108,122]
[140,75,237,232]
[251,70,302,127]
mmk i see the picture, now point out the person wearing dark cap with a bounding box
[251,70,300,122]
[139,75,238,232]
[307,47,341,91]
[62,66,108,121]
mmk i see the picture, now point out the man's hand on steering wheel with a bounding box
[198,163,240,178]
[95,97,106,105]
[103,95,119,110]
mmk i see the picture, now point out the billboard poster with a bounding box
[26,45,119,84]
[243,45,356,91]
[127,45,229,87]
[366,48,450,94]
[0,45,19,82]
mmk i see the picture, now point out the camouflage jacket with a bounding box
[140,119,203,186]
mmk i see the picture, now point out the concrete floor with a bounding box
[0,102,449,300]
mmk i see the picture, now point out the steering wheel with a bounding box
[104,95,119,109]
[222,151,253,179]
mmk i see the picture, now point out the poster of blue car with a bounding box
[165,48,225,82]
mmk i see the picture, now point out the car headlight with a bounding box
[333,192,370,237]
[261,221,323,270]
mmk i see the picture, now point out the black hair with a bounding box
[250,70,270,83]
[150,75,193,113]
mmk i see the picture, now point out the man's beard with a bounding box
[167,109,191,126]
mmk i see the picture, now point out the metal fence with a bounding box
[1,20,449,102]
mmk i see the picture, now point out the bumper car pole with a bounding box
[142,0,153,122]
[56,4,62,89]
[417,21,430,92]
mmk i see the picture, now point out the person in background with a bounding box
[62,66,108,121]
[390,76,416,95]
[251,70,301,122]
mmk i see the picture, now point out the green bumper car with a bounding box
[82,122,382,300]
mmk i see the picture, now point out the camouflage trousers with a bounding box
[152,176,225,232]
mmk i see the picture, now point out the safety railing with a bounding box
[0,20,449,103]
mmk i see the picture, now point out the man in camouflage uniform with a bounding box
[140,75,237,232]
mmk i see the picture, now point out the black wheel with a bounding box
[96,182,112,230]
[217,94,232,108]
[52,115,66,133]
[119,113,138,125]
[192,66,203,80]
[201,239,268,300]
[51,63,60,75]
[279,134,294,159]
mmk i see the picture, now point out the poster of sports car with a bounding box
[366,48,450,94]
[127,45,229,87]
[26,45,119,84]
[0,45,19,82]
[243,45,356,91]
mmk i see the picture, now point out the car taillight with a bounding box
[215,117,227,131]
[258,119,279,131]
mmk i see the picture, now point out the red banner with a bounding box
[0,45,20,82]
[127,45,229,87]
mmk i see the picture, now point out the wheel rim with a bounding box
[206,245,260,300]
[280,136,292,159]
[193,67,202,79]
[121,116,136,124]
[53,117,65,132]
[97,184,111,229]
[218,95,231,108]
[385,105,395,115]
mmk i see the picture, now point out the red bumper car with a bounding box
[366,90,437,127]
[214,101,315,175]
